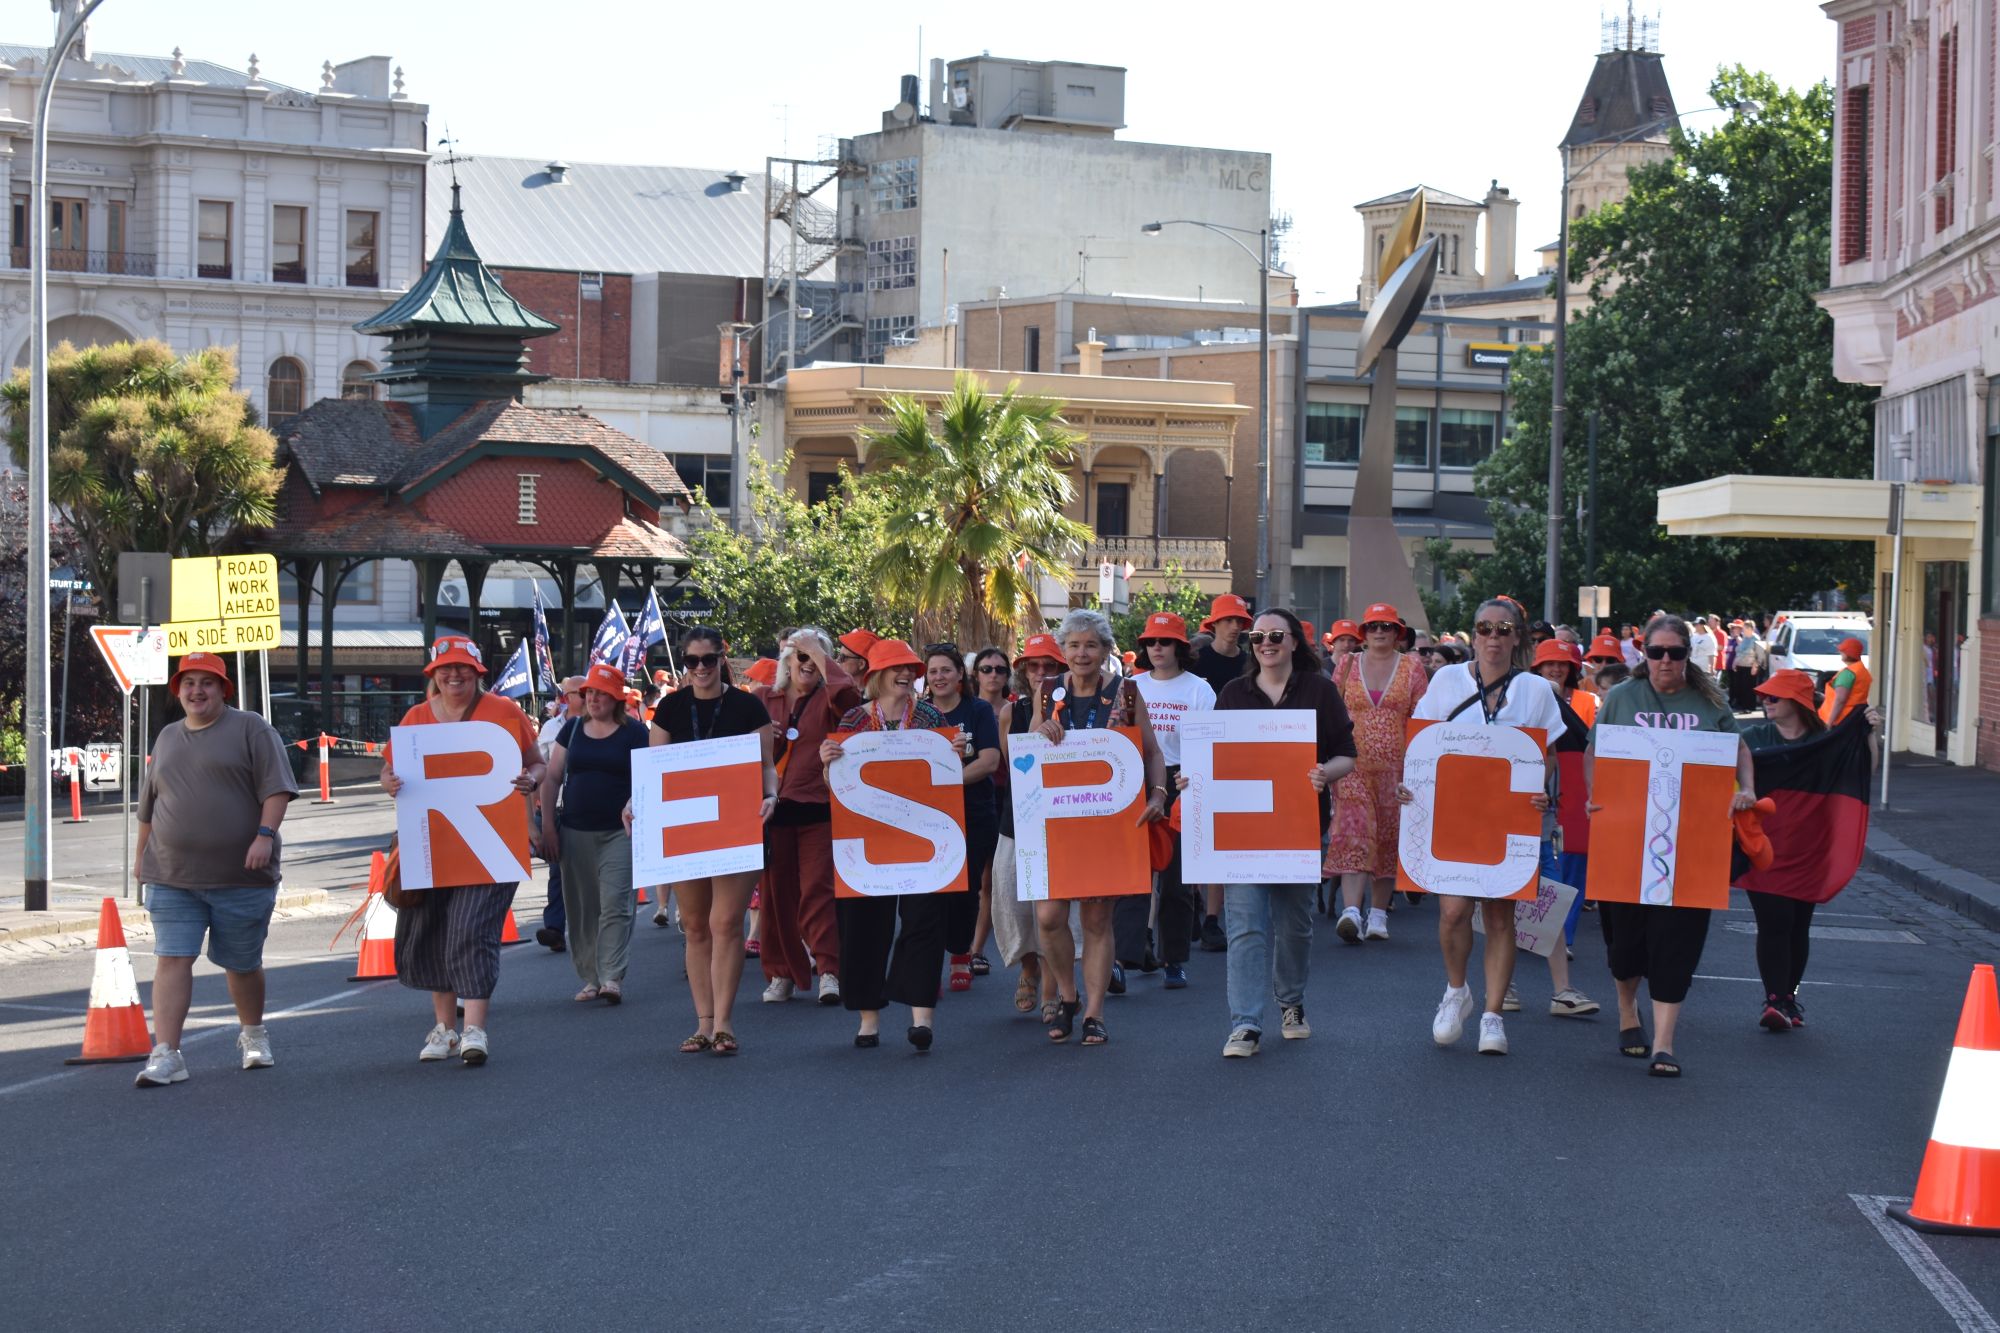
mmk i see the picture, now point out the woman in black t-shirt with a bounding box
[645,626,776,1055]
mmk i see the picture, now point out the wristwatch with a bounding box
[256,826,277,839]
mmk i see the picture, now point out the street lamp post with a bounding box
[722,304,809,532]
[1143,219,1270,610]
[25,0,105,911]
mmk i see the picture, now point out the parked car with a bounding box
[1767,613,1871,686]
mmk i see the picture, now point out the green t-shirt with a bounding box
[1595,677,1739,735]
[1736,720,1784,752]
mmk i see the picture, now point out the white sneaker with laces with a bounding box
[1432,985,1474,1046]
[419,1024,459,1062]
[1280,1005,1311,1040]
[1550,987,1601,1017]
[1365,908,1390,940]
[1501,983,1521,1012]
[236,1024,273,1070]
[461,1026,489,1065]
[134,1044,187,1087]
[1222,1027,1260,1058]
[1478,1012,1509,1055]
[816,974,841,1005]
[1335,906,1363,943]
[763,978,795,1003]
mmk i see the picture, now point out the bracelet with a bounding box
[256,825,277,839]
[1150,786,1168,798]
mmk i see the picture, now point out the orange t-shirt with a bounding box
[382,690,542,769]
[1569,689,1599,728]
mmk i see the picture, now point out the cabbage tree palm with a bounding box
[861,373,1092,648]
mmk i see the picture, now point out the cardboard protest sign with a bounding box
[1586,724,1739,910]
[1395,719,1546,900]
[1471,876,1579,957]
[388,720,532,890]
[631,734,764,884]
[827,728,968,898]
[1178,711,1321,885]
[1008,726,1151,901]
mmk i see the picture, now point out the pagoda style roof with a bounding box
[356,185,559,337]
[1562,48,1678,149]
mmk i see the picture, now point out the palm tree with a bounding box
[861,373,1093,648]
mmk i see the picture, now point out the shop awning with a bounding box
[1656,475,1978,542]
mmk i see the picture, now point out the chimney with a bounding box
[1483,180,1518,290]
[1077,328,1105,376]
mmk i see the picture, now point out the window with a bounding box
[1292,565,1345,632]
[1095,482,1130,537]
[1841,86,1872,263]
[580,272,603,301]
[517,473,539,525]
[1984,383,2000,614]
[1936,27,1959,232]
[1025,326,1041,373]
[869,156,918,211]
[341,360,378,400]
[344,210,378,288]
[266,357,304,425]
[280,562,375,607]
[1304,402,1363,465]
[670,453,733,510]
[1438,408,1499,469]
[1066,83,1096,97]
[49,198,85,270]
[9,194,25,261]
[198,201,232,279]
[864,314,916,361]
[807,471,838,506]
[865,236,916,290]
[272,205,306,283]
[1394,407,1431,468]
[106,200,125,273]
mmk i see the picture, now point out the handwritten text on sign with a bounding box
[827,729,968,898]
[630,734,764,884]
[1396,719,1546,900]
[388,720,532,890]
[1586,724,1739,910]
[1471,876,1579,957]
[1008,726,1151,901]
[1178,711,1321,885]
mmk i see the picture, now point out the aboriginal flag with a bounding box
[1732,709,1872,902]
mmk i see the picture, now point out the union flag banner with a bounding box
[827,729,968,898]
[1586,724,1738,910]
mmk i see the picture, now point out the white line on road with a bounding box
[0,978,396,1100]
[1851,1193,2000,1333]
[1693,974,1921,990]
[0,1002,85,1014]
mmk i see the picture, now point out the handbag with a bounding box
[380,841,413,910]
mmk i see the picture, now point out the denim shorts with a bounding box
[145,885,279,972]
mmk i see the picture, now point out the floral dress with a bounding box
[1322,652,1428,879]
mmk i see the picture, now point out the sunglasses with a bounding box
[976,664,1010,675]
[683,653,723,670]
[1417,648,1440,657]
[1645,644,1689,661]
[1473,622,1516,638]
[1245,630,1290,646]
[1362,622,1398,634]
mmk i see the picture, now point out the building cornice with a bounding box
[0,128,428,166]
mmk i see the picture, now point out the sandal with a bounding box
[1081,1016,1108,1046]
[574,985,601,1003]
[1649,1051,1681,1078]
[679,1032,713,1053]
[948,955,973,992]
[1619,1026,1649,1058]
[600,981,623,1006]
[711,1031,738,1056]
[1014,974,1039,1013]
[1047,999,1079,1043]
[969,953,991,976]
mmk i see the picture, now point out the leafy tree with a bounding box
[684,451,909,652]
[1451,67,1875,626]
[2,340,281,610]
[1107,562,1214,650]
[861,374,1094,648]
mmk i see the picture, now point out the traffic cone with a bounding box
[348,861,398,982]
[499,908,523,946]
[64,898,151,1064]
[635,883,650,907]
[1891,963,2000,1235]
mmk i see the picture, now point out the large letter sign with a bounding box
[1586,724,1738,910]
[827,729,968,898]
[1009,726,1151,901]
[1178,712,1321,884]
[631,734,764,884]
[389,720,532,890]
[1396,719,1545,899]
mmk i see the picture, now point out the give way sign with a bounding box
[89,625,169,694]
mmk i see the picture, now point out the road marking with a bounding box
[1851,1194,2000,1333]
[0,1002,85,1014]
[0,978,395,1100]
[1693,974,1920,990]
[1722,922,1925,945]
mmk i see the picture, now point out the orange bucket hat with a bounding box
[167,651,234,698]
[424,635,486,676]
[1200,594,1254,633]
[1754,668,1818,713]
[866,639,924,674]
[1013,633,1066,668]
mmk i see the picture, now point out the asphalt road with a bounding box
[0,869,1994,1331]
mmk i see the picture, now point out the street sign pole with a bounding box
[57,585,74,760]
[121,689,132,901]
[139,578,152,853]
[259,650,272,726]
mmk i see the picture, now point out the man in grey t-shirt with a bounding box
[132,653,300,1087]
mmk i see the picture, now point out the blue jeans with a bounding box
[1538,842,1588,945]
[1224,884,1314,1034]
[145,884,278,972]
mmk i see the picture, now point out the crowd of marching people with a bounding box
[124,588,1881,1087]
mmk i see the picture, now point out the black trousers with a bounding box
[1600,902,1711,1005]
[1115,776,1194,966]
[946,804,999,956]
[1729,666,1758,711]
[836,892,950,1012]
[1747,891,1815,997]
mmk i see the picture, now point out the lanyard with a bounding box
[690,692,726,741]
[870,696,915,732]
[1059,677,1103,731]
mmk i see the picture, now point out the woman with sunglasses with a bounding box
[992,635,1066,1016]
[1588,613,1757,1078]
[1409,597,1566,1057]
[1032,610,1170,1047]
[819,640,952,1051]
[1127,611,1214,991]
[922,644,1002,995]
[1207,609,1356,1057]
[1323,602,1428,946]
[643,628,777,1054]
[761,628,863,1007]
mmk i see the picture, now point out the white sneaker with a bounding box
[1280,1004,1311,1039]
[1222,1027,1260,1057]
[461,1025,488,1065]
[1335,906,1363,943]
[651,909,671,928]
[1365,908,1390,940]
[236,1025,274,1070]
[1550,987,1601,1017]
[418,1024,459,1061]
[1432,985,1474,1046]
[816,974,841,1006]
[762,978,796,1004]
[134,1044,186,1087]
[1478,1012,1509,1055]
[1501,983,1521,1012]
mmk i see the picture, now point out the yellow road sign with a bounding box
[162,553,281,655]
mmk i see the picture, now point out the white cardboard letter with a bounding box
[390,721,529,890]
[631,734,764,885]
[1007,727,1144,902]
[828,730,966,896]
[1179,711,1318,885]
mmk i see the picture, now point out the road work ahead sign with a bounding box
[164,554,280,654]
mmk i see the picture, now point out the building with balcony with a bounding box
[0,34,427,424]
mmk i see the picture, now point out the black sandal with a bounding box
[1081,1016,1107,1046]
[968,954,991,976]
[1649,1051,1681,1078]
[1047,1000,1078,1043]
[1619,1026,1649,1058]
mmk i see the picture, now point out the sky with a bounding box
[37,0,1835,304]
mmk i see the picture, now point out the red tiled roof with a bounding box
[589,516,688,561]
[278,399,424,491]
[265,500,492,558]
[396,401,690,503]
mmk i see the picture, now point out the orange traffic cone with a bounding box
[499,908,523,946]
[348,885,398,982]
[635,884,650,906]
[64,898,151,1064]
[1891,963,2000,1235]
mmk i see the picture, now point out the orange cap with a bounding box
[1300,620,1318,647]
[1840,637,1865,659]
[1013,633,1066,667]
[866,639,924,674]
[168,651,234,698]
[838,629,879,659]
[1533,639,1581,671]
[1586,631,1623,662]
[1138,611,1188,645]
[1328,619,1361,644]
[581,663,627,698]
[745,657,778,686]
[1200,594,1254,632]
[1754,668,1817,712]
[424,635,486,676]
[1359,602,1405,630]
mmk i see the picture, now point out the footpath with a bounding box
[1864,752,2000,931]
[0,887,340,959]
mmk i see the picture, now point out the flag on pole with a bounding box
[530,586,557,690]
[493,641,535,699]
[621,589,668,678]
[589,602,631,667]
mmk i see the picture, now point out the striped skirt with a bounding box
[393,882,515,1000]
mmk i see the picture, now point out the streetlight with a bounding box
[1545,99,1759,622]
[1143,218,1271,611]
[25,0,106,911]
[721,305,809,531]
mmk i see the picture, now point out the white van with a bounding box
[1767,613,1871,684]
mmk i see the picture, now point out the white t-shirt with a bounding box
[1412,662,1563,749]
[537,713,570,762]
[1689,628,1718,673]
[1134,669,1216,767]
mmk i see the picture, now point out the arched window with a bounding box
[267,357,305,425]
[341,359,378,401]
